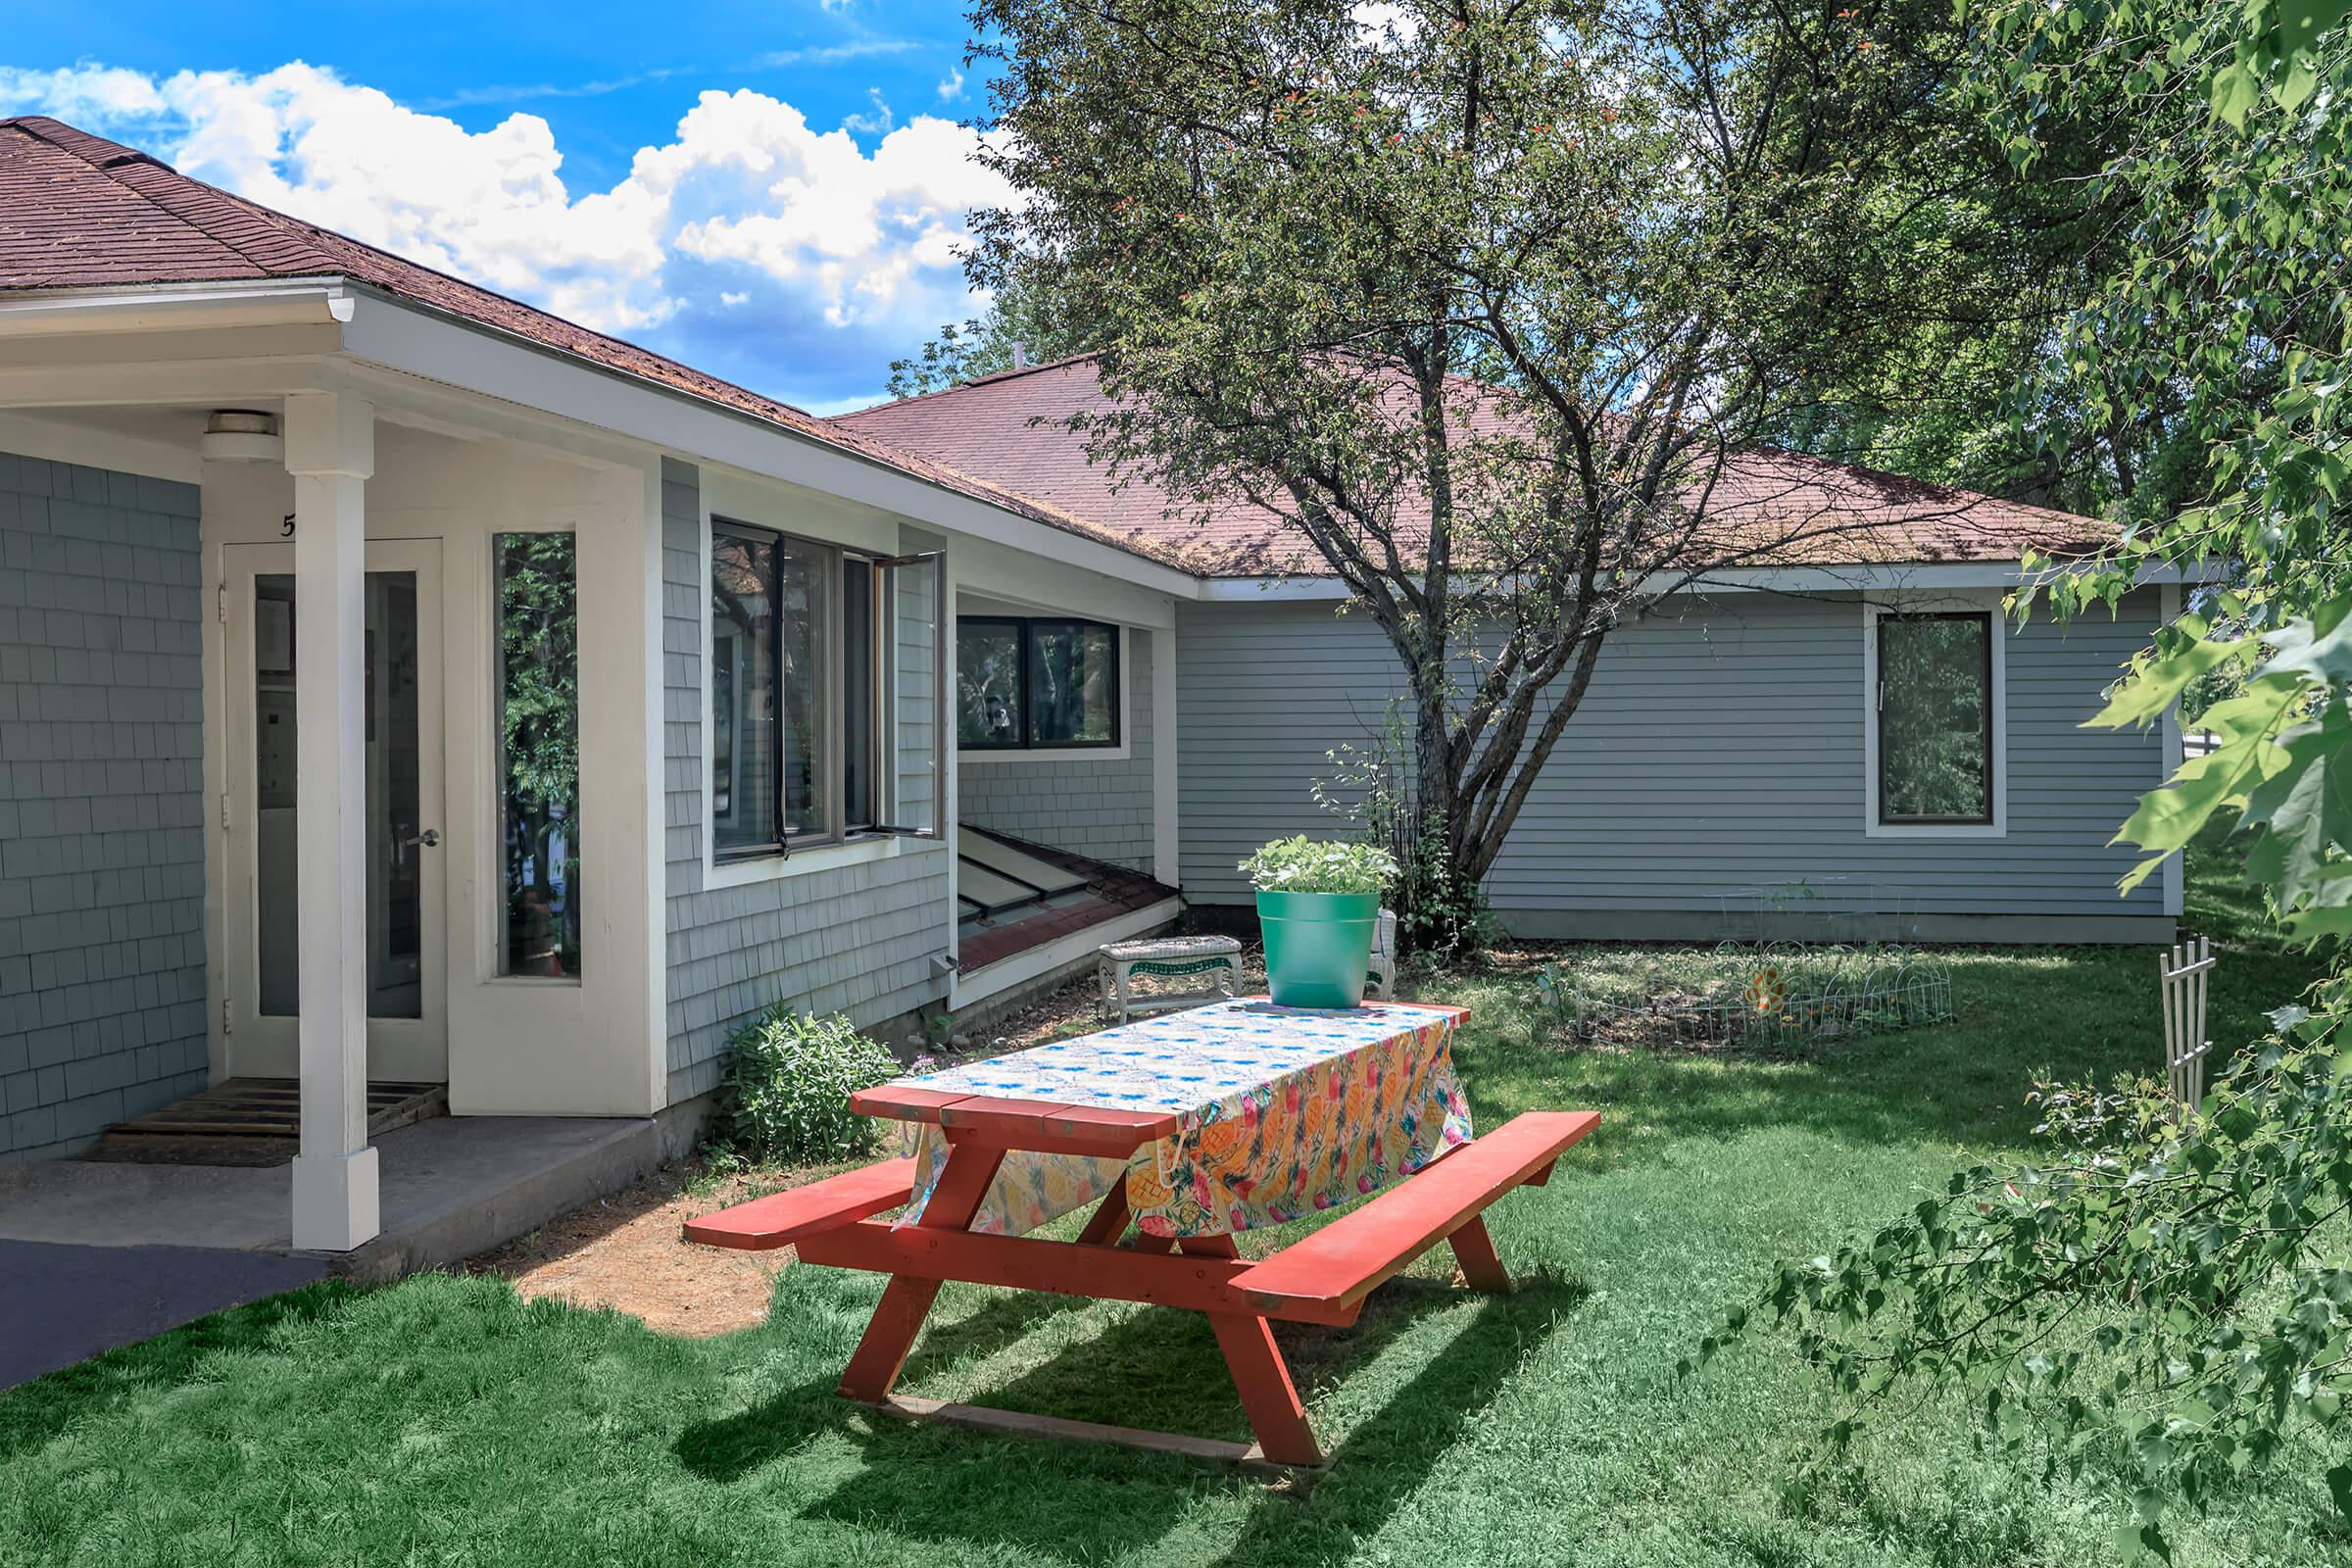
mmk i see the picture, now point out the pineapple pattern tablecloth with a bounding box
[887,1000,1471,1238]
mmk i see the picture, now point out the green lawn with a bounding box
[6,835,2346,1567]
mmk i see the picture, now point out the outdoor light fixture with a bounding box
[199,408,283,464]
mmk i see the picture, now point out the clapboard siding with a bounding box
[0,451,210,1160]
[661,460,950,1104]
[1175,592,2168,930]
[957,628,1155,871]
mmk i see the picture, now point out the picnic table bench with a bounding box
[685,999,1597,1471]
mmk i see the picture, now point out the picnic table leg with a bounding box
[1179,1236,1324,1468]
[838,1139,1006,1403]
[1074,1183,1132,1248]
[1445,1215,1512,1293]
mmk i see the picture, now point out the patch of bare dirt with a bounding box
[464,1161,815,1337]
[460,971,1276,1338]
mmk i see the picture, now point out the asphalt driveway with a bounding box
[0,1240,325,1391]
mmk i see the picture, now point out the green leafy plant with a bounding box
[1239,836,1399,898]
[1692,992,2352,1562]
[1314,702,1494,957]
[707,1007,899,1166]
[1690,7,2352,1555]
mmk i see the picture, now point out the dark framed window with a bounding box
[956,616,1120,750]
[710,518,946,858]
[1876,612,1994,825]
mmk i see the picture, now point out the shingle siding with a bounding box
[0,450,209,1160]
[660,460,951,1104]
[1176,591,2168,932]
[957,627,1156,872]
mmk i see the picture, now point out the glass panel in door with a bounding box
[252,570,425,1019]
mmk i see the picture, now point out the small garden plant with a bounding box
[1239,835,1399,896]
[1535,942,1955,1052]
[707,1006,899,1165]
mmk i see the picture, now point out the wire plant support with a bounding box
[1538,942,1957,1052]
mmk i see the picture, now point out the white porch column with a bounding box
[284,390,379,1251]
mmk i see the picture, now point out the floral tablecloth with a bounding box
[886,1000,1472,1238]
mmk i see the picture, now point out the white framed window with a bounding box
[1862,596,2007,838]
[708,514,944,868]
[956,615,1125,758]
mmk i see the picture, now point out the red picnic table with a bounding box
[685,998,1597,1470]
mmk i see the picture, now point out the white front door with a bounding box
[221,539,448,1081]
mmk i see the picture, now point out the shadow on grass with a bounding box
[0,1280,360,1463]
[675,1269,1587,1564]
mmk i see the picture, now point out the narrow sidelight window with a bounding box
[1876,612,1993,824]
[495,533,582,977]
[956,616,1120,749]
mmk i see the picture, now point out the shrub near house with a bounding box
[709,1009,898,1166]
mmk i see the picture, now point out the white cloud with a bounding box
[0,62,1010,405]
[840,87,894,137]
[937,69,965,102]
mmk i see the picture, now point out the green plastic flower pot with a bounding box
[1255,889,1380,1009]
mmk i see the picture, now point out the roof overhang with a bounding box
[0,277,357,336]
[332,286,1203,601]
[0,279,2202,609]
[1191,559,2214,603]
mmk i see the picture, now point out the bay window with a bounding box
[710,518,943,857]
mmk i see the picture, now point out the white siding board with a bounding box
[1175,592,2167,927]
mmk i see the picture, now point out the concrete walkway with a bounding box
[0,1110,692,1383]
[0,1241,327,1391]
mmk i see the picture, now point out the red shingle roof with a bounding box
[0,116,1189,571]
[2,113,2111,582]
[836,356,2117,576]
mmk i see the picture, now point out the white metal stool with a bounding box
[1365,908,1398,1001]
[1098,935,1244,1022]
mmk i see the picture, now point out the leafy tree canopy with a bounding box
[1697,4,2352,1556]
[961,0,2001,948]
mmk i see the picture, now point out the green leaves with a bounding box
[2084,627,2252,730]
[2243,700,2352,938]
[1698,1013,2352,1543]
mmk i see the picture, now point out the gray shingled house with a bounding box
[0,115,2181,1250]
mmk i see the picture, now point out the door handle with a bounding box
[401,828,441,849]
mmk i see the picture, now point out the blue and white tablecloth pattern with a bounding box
[887,1000,1472,1238]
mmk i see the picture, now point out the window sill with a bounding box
[959,744,1131,764]
[1863,819,2008,840]
[702,831,945,890]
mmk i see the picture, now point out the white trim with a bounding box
[337,292,1201,599]
[2160,581,2185,919]
[1195,561,2220,603]
[0,411,200,483]
[1152,622,1179,888]
[700,830,943,892]
[956,623,1134,762]
[0,277,355,335]
[1861,593,2008,839]
[949,896,1181,1011]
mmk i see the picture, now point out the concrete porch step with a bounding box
[0,1104,701,1285]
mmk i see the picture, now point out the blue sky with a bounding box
[1,3,999,413]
